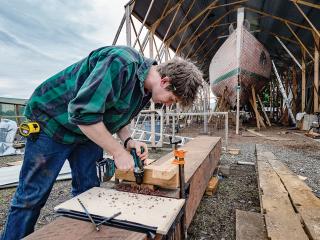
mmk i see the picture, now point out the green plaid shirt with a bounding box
[24,46,156,144]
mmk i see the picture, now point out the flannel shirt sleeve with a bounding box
[68,55,135,125]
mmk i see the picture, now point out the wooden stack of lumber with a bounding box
[255,144,320,240]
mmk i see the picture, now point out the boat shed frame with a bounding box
[113,0,319,116]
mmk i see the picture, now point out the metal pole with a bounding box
[203,87,208,134]
[155,3,181,61]
[159,110,163,147]
[112,14,125,45]
[133,0,155,48]
[235,7,244,135]
[125,4,131,46]
[149,31,156,148]
[172,115,176,140]
[225,112,228,151]
[275,36,302,69]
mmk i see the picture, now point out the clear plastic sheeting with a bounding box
[0,119,22,156]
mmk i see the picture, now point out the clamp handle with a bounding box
[169,136,182,150]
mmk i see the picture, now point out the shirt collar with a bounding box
[137,57,157,94]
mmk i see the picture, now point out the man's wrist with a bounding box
[124,137,133,149]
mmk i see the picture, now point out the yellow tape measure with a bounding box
[19,122,40,137]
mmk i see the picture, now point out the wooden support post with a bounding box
[270,81,273,119]
[250,86,266,130]
[292,67,298,116]
[313,32,319,112]
[302,49,306,112]
[257,95,271,126]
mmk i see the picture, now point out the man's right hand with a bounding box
[78,122,135,170]
[113,150,135,170]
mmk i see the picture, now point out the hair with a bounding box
[156,57,203,107]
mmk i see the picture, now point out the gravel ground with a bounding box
[0,125,319,239]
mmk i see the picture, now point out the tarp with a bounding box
[0,119,23,156]
[0,161,72,189]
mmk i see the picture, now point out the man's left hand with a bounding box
[127,140,148,161]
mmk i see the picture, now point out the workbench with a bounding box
[26,136,221,239]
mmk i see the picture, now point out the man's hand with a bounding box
[78,122,135,170]
[113,150,135,170]
[127,140,149,161]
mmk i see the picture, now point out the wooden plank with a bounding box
[205,176,219,196]
[115,163,179,189]
[54,187,185,235]
[252,86,266,128]
[255,145,309,240]
[24,217,147,240]
[5,160,22,166]
[267,158,320,240]
[151,157,178,180]
[116,136,221,189]
[249,93,260,130]
[185,137,221,227]
[257,95,271,126]
[236,210,267,240]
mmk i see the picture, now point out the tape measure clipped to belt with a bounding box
[19,121,40,138]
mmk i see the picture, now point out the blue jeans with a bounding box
[1,132,103,240]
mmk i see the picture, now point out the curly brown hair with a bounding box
[156,57,203,107]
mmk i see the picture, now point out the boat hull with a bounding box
[209,27,271,108]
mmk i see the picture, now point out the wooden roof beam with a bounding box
[155,2,182,61]
[150,0,184,32]
[245,7,312,31]
[189,29,228,58]
[177,9,234,54]
[173,0,197,52]
[182,10,213,56]
[291,1,320,39]
[285,22,314,61]
[290,0,320,10]
[168,0,249,46]
[165,0,220,44]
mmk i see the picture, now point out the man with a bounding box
[1,45,203,239]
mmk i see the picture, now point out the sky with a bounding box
[0,0,128,99]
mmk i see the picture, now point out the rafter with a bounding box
[290,0,320,10]
[173,0,197,52]
[165,0,219,44]
[285,22,314,60]
[167,0,249,45]
[150,0,183,32]
[245,7,312,31]
[291,1,320,39]
[177,9,234,54]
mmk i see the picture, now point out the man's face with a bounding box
[152,76,179,106]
